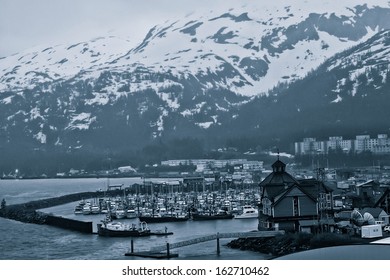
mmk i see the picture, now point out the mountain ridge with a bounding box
[1,1,390,173]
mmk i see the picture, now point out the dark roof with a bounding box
[260,159,331,204]
[272,159,286,169]
[263,184,290,200]
[361,207,387,217]
[299,180,333,197]
[260,159,299,187]
[374,187,390,207]
[259,171,298,187]
[273,184,317,206]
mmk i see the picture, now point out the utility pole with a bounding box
[317,167,325,234]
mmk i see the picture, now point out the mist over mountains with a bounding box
[1,1,390,174]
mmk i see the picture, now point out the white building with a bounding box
[161,159,263,172]
[295,134,390,155]
[294,138,326,155]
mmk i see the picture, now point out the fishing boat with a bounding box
[191,209,234,221]
[234,205,258,219]
[97,220,151,237]
[82,203,92,215]
[74,204,84,214]
[126,209,138,219]
[91,204,100,214]
[115,208,126,219]
[97,215,174,237]
[139,214,189,223]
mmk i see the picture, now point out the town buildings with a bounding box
[295,134,390,155]
[161,159,263,171]
[258,158,334,233]
[161,158,264,181]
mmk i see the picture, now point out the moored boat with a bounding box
[115,208,126,219]
[126,209,138,219]
[192,210,234,221]
[234,205,258,219]
[139,214,189,223]
[74,204,83,214]
[82,204,92,215]
[97,220,151,237]
[91,204,100,214]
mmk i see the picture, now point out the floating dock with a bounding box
[124,251,178,259]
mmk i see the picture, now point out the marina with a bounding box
[45,180,262,235]
[42,176,263,233]
[0,177,265,260]
[2,162,390,260]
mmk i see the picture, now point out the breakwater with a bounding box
[226,235,310,258]
[45,215,93,233]
[0,189,124,232]
[226,232,371,258]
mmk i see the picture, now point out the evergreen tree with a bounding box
[1,198,6,209]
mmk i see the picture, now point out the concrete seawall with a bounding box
[0,189,124,233]
[45,215,93,233]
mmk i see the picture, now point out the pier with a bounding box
[0,189,124,231]
[125,230,284,258]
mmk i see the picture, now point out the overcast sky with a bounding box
[0,0,247,57]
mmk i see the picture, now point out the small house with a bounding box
[258,159,333,233]
[361,207,389,225]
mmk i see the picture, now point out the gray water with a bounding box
[0,178,267,260]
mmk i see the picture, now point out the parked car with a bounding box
[383,225,390,233]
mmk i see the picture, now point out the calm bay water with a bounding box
[0,178,267,260]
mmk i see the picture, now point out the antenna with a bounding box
[277,148,280,160]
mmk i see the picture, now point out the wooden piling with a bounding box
[216,232,220,255]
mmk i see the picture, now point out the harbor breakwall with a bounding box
[0,189,123,233]
[45,215,93,233]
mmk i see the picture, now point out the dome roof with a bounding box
[259,159,298,187]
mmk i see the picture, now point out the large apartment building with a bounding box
[295,134,390,155]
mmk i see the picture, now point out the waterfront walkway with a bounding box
[125,230,285,258]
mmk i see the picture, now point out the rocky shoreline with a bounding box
[0,191,376,255]
[0,189,123,225]
[226,232,370,258]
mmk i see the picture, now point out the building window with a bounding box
[293,196,299,216]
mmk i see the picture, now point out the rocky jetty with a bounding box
[226,232,367,258]
[0,205,48,224]
[227,234,311,258]
[0,189,123,225]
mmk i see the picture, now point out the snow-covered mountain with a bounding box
[2,1,389,95]
[1,1,390,172]
[229,29,390,147]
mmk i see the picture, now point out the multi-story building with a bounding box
[325,136,353,153]
[295,134,390,155]
[258,159,334,233]
[294,138,326,155]
[354,135,370,153]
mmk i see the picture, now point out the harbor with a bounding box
[0,176,266,259]
[2,161,390,260]
[41,180,263,243]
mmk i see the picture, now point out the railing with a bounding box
[148,230,284,253]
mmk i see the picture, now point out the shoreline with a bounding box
[0,189,124,225]
[226,232,383,258]
[1,189,380,259]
